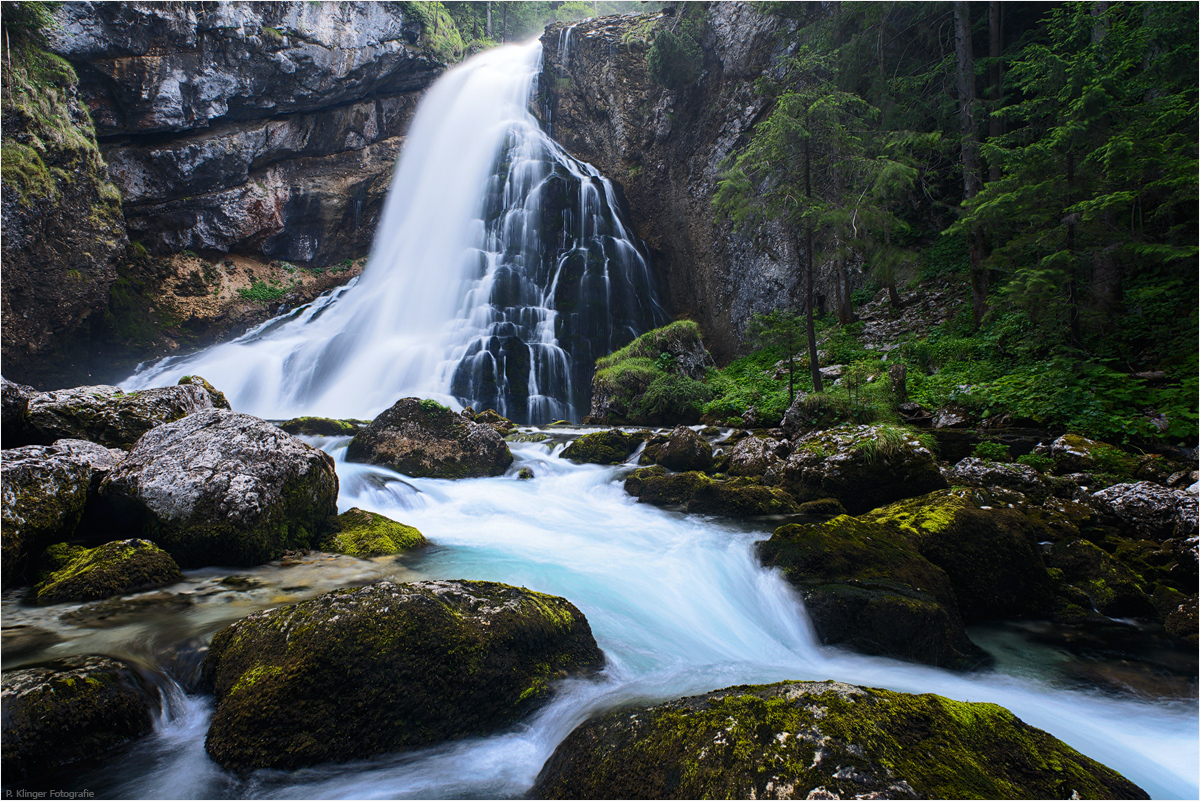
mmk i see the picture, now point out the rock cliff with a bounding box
[540,4,852,362]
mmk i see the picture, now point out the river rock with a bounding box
[200,579,604,772]
[726,434,782,477]
[628,470,799,517]
[1,439,124,583]
[1,655,159,781]
[100,410,338,567]
[25,383,218,449]
[1091,481,1198,542]
[345,398,513,478]
[1051,434,1138,478]
[320,507,427,557]
[35,539,182,604]
[1043,538,1155,619]
[950,456,1050,500]
[759,515,981,669]
[765,424,947,515]
[1,376,37,446]
[561,428,643,465]
[653,426,713,472]
[277,416,363,436]
[532,680,1148,800]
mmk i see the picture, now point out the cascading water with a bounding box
[121,41,664,424]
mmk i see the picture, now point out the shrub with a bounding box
[1016,453,1053,473]
[972,440,1011,462]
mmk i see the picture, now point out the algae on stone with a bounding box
[321,507,427,557]
[35,538,181,604]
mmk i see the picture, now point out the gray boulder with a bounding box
[25,383,218,449]
[101,410,338,567]
[727,434,782,477]
[1,440,124,583]
[1,655,158,781]
[346,398,513,478]
[1092,481,1198,544]
[654,426,713,472]
[950,457,1049,500]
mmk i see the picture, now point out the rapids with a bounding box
[6,437,1197,799]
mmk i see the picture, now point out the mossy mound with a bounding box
[768,424,947,515]
[561,429,645,465]
[35,539,181,604]
[100,410,339,568]
[861,489,1056,622]
[24,383,220,449]
[277,417,362,436]
[345,398,513,478]
[1044,538,1156,619]
[759,515,980,668]
[587,321,713,425]
[532,680,1147,800]
[628,471,800,517]
[1,439,124,584]
[1,654,158,782]
[796,497,848,517]
[200,579,604,772]
[321,508,427,557]
[1050,434,1140,478]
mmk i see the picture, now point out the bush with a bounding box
[647,12,702,91]
[237,280,288,303]
[972,441,1011,462]
[631,374,714,423]
[1016,453,1053,473]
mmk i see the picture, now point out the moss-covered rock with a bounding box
[632,470,711,507]
[727,434,783,477]
[1,654,158,782]
[1092,481,1197,542]
[652,426,713,472]
[100,410,338,568]
[561,428,644,465]
[767,424,947,515]
[345,397,513,478]
[1044,538,1156,619]
[176,375,231,409]
[1,439,124,583]
[25,382,221,449]
[587,321,713,425]
[759,515,980,669]
[200,579,604,772]
[277,416,363,436]
[950,456,1049,500]
[861,489,1056,622]
[796,497,848,517]
[35,538,181,604]
[1051,434,1139,478]
[1164,595,1198,643]
[470,408,518,435]
[532,680,1146,800]
[320,507,427,557]
[687,477,799,517]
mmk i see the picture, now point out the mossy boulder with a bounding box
[200,579,604,772]
[767,424,947,515]
[469,408,518,435]
[1044,538,1156,619]
[176,375,231,409]
[24,383,222,449]
[100,410,338,568]
[561,428,644,465]
[321,507,427,557]
[759,515,981,669]
[345,398,513,478]
[35,538,181,604]
[628,470,799,517]
[727,434,783,477]
[653,426,713,472]
[796,497,848,517]
[1051,434,1138,478]
[629,470,711,507]
[587,321,712,425]
[1,655,159,782]
[532,680,1146,800]
[277,416,363,436]
[861,489,1056,622]
[1,439,124,583]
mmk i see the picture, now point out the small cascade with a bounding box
[122,41,664,424]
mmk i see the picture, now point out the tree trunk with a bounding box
[501,2,508,43]
[988,1,1003,183]
[803,139,824,394]
[486,1,492,38]
[954,1,987,329]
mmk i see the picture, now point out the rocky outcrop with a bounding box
[727,434,784,477]
[1,439,124,583]
[320,507,427,557]
[644,426,713,472]
[532,680,1148,800]
[277,416,364,436]
[24,382,218,449]
[101,409,338,567]
[345,398,513,478]
[34,539,182,604]
[541,7,863,362]
[561,429,645,465]
[765,424,948,515]
[1,42,127,382]
[1,377,38,445]
[587,320,712,424]
[200,579,604,772]
[1,654,159,781]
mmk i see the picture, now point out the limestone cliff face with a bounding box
[48,1,441,266]
[540,4,845,362]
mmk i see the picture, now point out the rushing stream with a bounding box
[7,37,1195,800]
[3,436,1197,798]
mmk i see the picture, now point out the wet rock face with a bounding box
[1,439,125,583]
[101,409,339,568]
[200,579,605,772]
[1,377,37,446]
[24,383,217,449]
[532,680,1148,800]
[1,654,159,781]
[346,398,514,478]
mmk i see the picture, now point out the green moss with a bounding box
[596,321,703,371]
[35,539,182,604]
[561,429,643,465]
[399,1,465,62]
[0,141,52,203]
[321,508,427,557]
[278,417,361,436]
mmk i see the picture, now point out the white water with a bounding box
[96,40,1198,799]
[122,40,663,423]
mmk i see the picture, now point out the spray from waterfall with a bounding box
[122,41,665,424]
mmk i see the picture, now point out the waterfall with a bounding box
[122,41,665,424]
